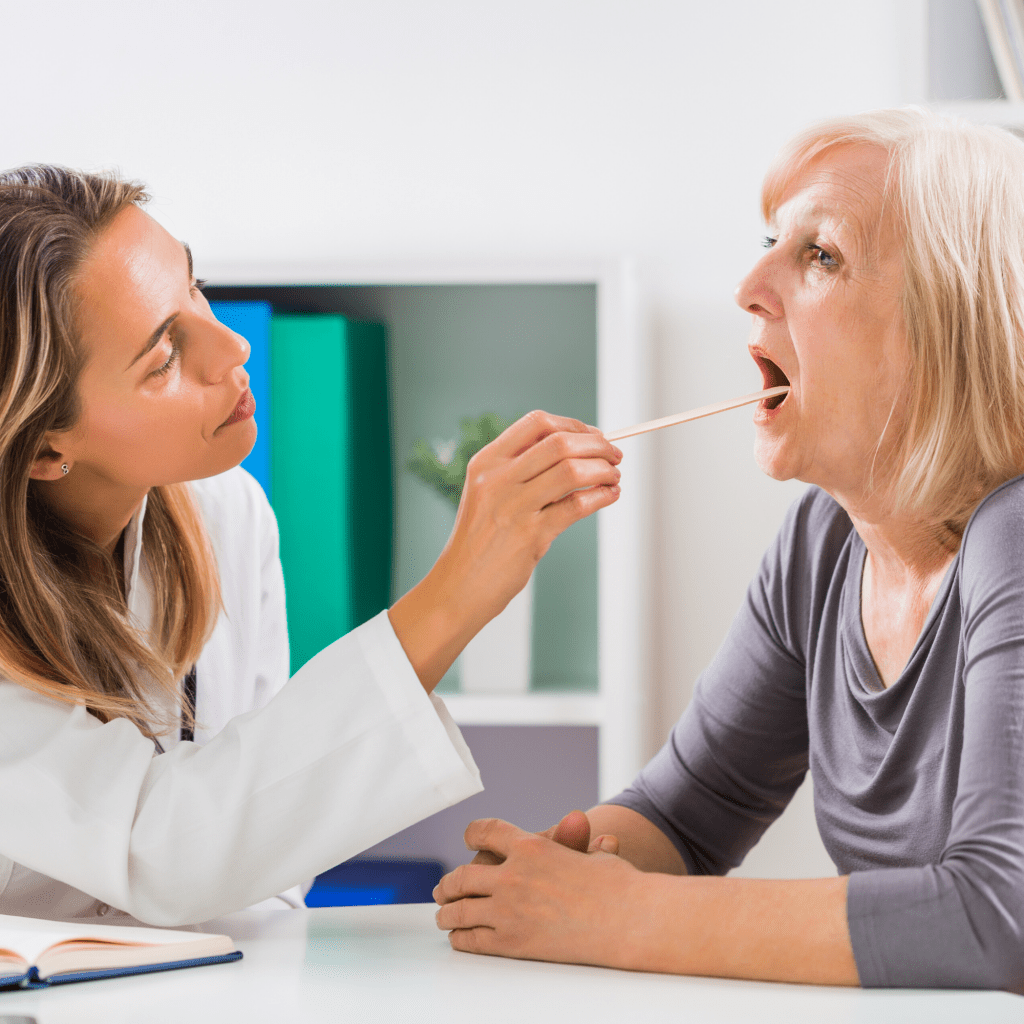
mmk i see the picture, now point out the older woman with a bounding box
[433,108,1024,992]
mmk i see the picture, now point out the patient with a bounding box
[434,107,1024,992]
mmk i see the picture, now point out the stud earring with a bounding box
[61,464,68,476]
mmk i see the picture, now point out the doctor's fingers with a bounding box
[529,480,621,545]
[485,410,603,461]
[509,428,622,485]
[433,862,499,905]
[519,456,621,516]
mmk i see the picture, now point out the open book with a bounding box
[0,914,241,990]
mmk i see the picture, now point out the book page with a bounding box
[38,933,235,979]
[0,913,232,976]
[0,946,27,976]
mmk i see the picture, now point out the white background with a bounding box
[0,0,931,878]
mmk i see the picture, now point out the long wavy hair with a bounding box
[762,107,1024,532]
[0,165,221,737]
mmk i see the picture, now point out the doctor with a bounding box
[0,165,623,927]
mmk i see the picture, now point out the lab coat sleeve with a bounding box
[0,611,483,927]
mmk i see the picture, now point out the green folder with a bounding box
[270,314,393,675]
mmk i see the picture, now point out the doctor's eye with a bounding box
[150,340,180,378]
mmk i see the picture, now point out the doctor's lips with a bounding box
[221,388,255,428]
[752,352,791,410]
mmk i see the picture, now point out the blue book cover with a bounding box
[209,301,273,499]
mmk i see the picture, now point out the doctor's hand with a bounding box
[389,411,622,692]
[445,411,621,621]
[433,816,637,968]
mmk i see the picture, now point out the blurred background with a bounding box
[0,0,1007,890]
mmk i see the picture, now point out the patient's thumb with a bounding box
[590,833,620,855]
[549,809,591,853]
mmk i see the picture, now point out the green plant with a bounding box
[406,412,513,509]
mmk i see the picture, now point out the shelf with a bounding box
[441,692,604,727]
[200,258,647,797]
[204,280,600,697]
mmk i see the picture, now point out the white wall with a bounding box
[1,0,922,878]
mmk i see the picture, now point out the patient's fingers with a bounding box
[589,834,620,855]
[433,862,496,905]
[446,925,502,956]
[462,817,528,860]
[435,894,495,932]
[469,850,503,866]
[546,809,591,853]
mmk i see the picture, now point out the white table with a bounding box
[0,904,1019,1023]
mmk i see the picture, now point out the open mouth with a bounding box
[754,355,791,410]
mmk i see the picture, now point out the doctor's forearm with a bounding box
[389,551,478,693]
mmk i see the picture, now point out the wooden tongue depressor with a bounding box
[604,386,790,442]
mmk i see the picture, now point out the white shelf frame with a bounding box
[201,258,649,800]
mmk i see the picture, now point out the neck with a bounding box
[836,487,960,590]
[33,468,147,555]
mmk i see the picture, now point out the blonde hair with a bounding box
[763,107,1024,531]
[0,165,221,737]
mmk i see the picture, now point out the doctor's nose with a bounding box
[203,321,251,385]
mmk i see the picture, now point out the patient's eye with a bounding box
[807,244,838,269]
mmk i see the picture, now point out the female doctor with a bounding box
[0,165,623,927]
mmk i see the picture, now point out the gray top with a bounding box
[611,478,1024,991]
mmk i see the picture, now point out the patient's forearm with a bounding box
[583,807,857,984]
[623,872,858,985]
[585,804,688,874]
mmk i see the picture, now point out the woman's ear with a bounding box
[29,440,70,481]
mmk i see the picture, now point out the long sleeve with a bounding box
[612,477,1024,991]
[846,480,1024,992]
[0,611,481,927]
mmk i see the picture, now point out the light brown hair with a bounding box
[0,165,220,736]
[763,108,1024,531]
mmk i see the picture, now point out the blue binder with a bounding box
[209,301,273,499]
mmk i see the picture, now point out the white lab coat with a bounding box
[0,467,482,927]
